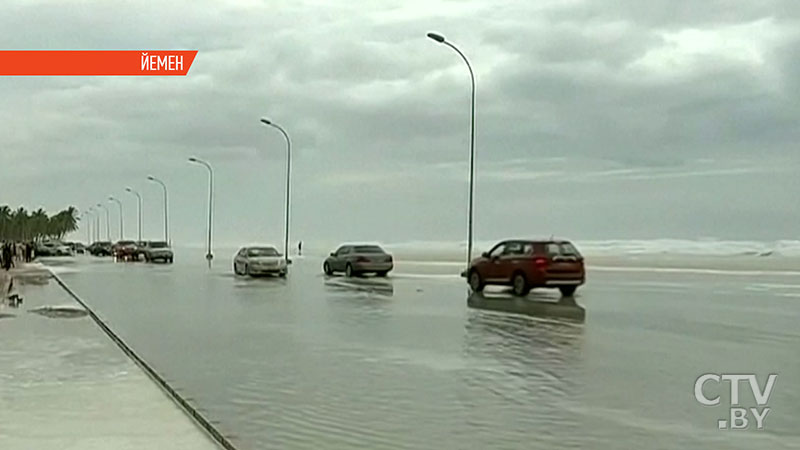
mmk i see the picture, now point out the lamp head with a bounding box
[147,175,155,181]
[125,187,132,193]
[260,118,272,125]
[188,157,197,162]
[427,32,446,43]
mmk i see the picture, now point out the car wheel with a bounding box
[168,257,173,264]
[323,262,333,276]
[279,271,287,278]
[376,271,388,277]
[345,264,354,278]
[512,273,530,297]
[469,270,484,292]
[559,286,577,297]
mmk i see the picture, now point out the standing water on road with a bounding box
[48,247,800,450]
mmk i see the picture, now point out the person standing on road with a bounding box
[2,243,13,271]
[298,241,303,256]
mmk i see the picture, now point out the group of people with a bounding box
[1,242,34,271]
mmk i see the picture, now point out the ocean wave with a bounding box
[381,239,800,258]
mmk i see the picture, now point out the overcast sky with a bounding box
[1,0,798,249]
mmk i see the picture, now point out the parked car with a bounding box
[140,241,174,263]
[113,240,140,261]
[465,239,585,297]
[67,242,86,254]
[323,244,393,277]
[87,241,113,256]
[233,245,287,277]
[36,241,73,257]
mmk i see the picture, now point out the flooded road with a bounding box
[50,250,800,449]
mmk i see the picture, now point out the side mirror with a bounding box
[330,252,336,257]
[481,252,489,258]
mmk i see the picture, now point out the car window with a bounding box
[544,242,581,257]
[338,247,350,255]
[247,247,279,257]
[150,242,168,248]
[501,242,525,256]
[560,242,581,257]
[489,243,506,258]
[353,245,384,254]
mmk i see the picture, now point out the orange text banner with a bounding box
[0,51,198,76]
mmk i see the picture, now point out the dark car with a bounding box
[323,244,393,277]
[140,241,174,263]
[67,242,86,254]
[87,241,112,256]
[466,240,585,297]
[112,240,139,261]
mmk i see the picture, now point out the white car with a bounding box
[233,245,287,277]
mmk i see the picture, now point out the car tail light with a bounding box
[534,257,548,267]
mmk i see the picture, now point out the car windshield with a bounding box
[149,242,168,248]
[248,248,279,257]
[559,243,581,256]
[118,241,135,246]
[353,245,384,254]
[545,242,582,257]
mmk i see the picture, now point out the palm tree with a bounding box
[51,207,78,240]
[0,205,10,240]
[30,208,48,241]
[11,207,29,241]
[0,205,79,242]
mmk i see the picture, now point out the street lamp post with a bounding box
[260,118,292,266]
[96,203,110,241]
[108,196,124,240]
[147,176,169,245]
[83,209,93,244]
[125,187,143,241]
[87,207,99,242]
[427,32,477,269]
[188,157,214,263]
[92,207,100,242]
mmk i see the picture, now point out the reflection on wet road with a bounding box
[467,292,586,322]
[324,275,395,297]
[48,252,800,450]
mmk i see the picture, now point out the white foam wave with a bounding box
[382,239,800,258]
[588,265,800,277]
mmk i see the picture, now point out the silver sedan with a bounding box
[233,246,287,277]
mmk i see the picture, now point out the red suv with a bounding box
[466,240,585,296]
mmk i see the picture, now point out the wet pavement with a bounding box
[0,266,221,450]
[45,250,800,450]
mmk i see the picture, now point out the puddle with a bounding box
[28,305,89,319]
